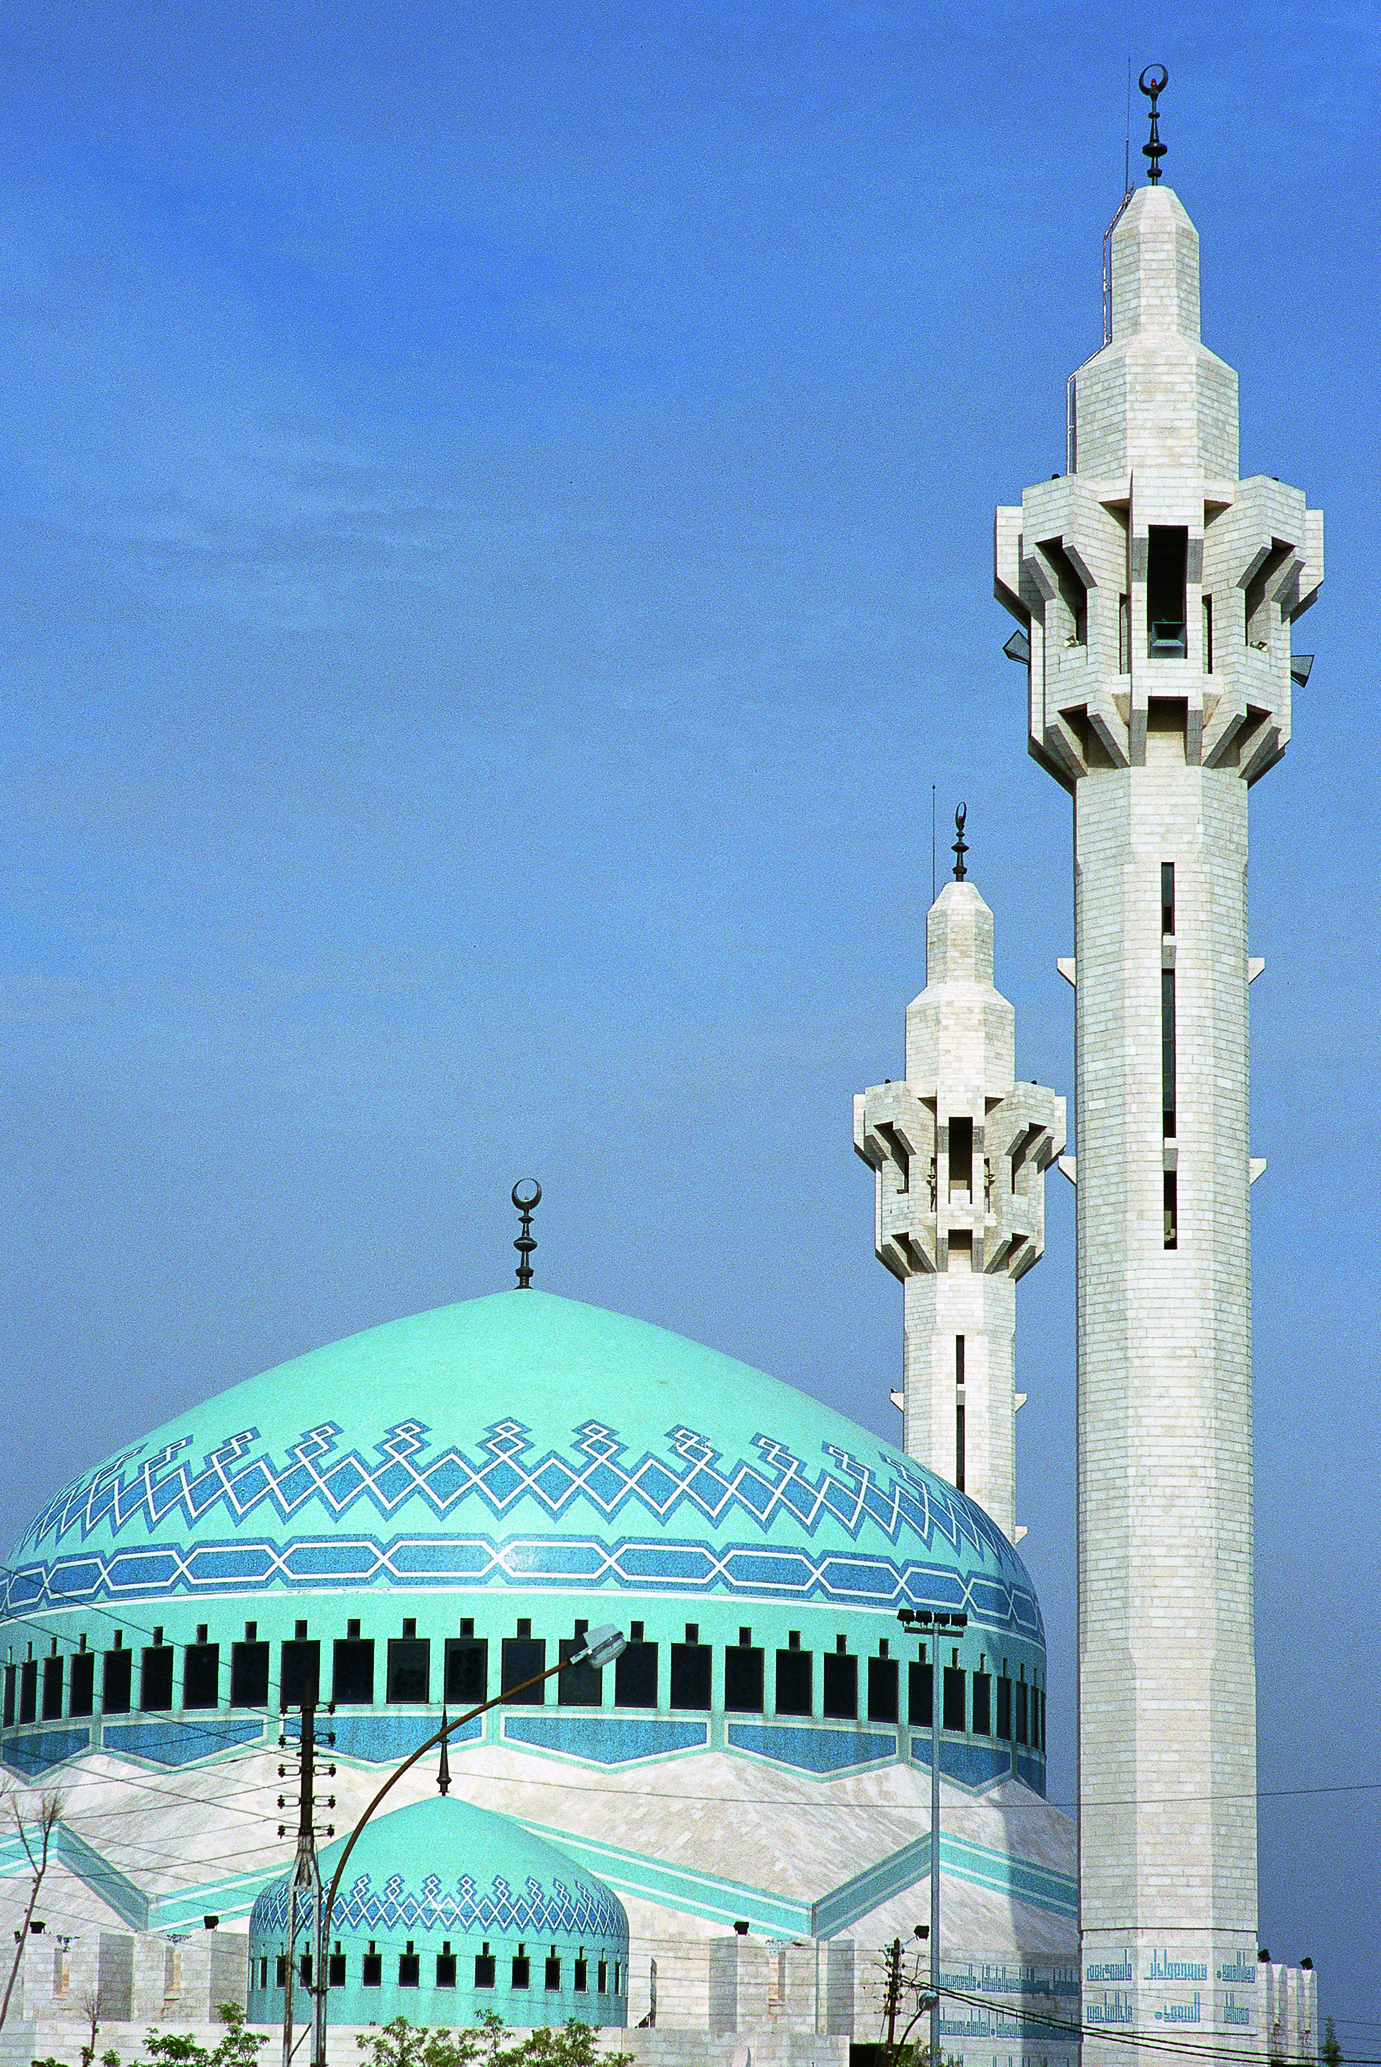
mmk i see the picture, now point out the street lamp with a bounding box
[897,1607,967,2066]
[307,1622,626,2067]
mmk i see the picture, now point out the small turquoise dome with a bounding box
[247,1794,629,2028]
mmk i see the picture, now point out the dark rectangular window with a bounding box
[669,1641,711,1711]
[19,1659,37,1724]
[102,1648,132,1715]
[276,1956,287,1988]
[996,1674,1013,1740]
[398,1947,419,1988]
[230,1641,270,1708]
[1146,525,1188,656]
[866,1655,899,1723]
[1202,594,1214,673]
[545,1954,562,1991]
[574,1957,588,1993]
[501,1637,546,1704]
[908,1659,932,1729]
[948,1116,974,1198]
[361,1949,382,1989]
[281,1640,320,1710]
[1164,1169,1178,1251]
[386,1637,430,1704]
[956,1401,966,1494]
[512,1949,530,1990]
[328,1949,346,1988]
[559,1629,602,1707]
[822,1651,857,1721]
[1118,591,1130,673]
[3,1665,14,1727]
[1016,1680,1030,1746]
[614,1640,658,1709]
[41,1655,63,1721]
[333,1638,375,1705]
[183,1643,220,1710]
[942,1666,966,1733]
[474,1947,496,1990]
[724,1643,764,1714]
[436,1950,456,1988]
[1162,862,1175,936]
[445,1638,488,1706]
[775,1648,812,1717]
[598,1959,608,1994]
[1162,968,1176,1137]
[69,1651,94,1718]
[972,1672,992,1736]
[299,1953,313,1988]
[141,1645,174,1712]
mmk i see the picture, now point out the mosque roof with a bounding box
[3,1291,1041,1636]
[249,1792,628,1944]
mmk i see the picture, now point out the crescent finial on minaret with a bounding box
[1139,63,1169,185]
[951,803,968,881]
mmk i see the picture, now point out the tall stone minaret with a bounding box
[995,159,1322,2053]
[854,821,1064,1544]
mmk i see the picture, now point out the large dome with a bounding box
[4,1290,1039,1637]
[0,1290,1050,1823]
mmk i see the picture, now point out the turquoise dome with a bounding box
[3,1290,1040,1637]
[0,1291,1049,1805]
[247,1794,628,2027]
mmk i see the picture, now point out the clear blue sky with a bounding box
[0,0,1376,2036]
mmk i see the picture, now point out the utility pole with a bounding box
[883,1937,902,2065]
[278,1701,335,2067]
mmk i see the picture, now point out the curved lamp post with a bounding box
[306,1623,626,2067]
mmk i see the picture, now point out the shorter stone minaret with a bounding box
[854,820,1063,1542]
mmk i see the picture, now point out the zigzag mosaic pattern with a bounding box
[18,1416,1020,1570]
[251,1869,625,1943]
[1,1526,1038,1632]
[5,1415,1040,1632]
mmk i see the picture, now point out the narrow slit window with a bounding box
[1202,594,1214,672]
[1162,969,1176,1138]
[1118,593,1130,674]
[1164,1170,1178,1250]
[956,1401,966,1494]
[948,1117,973,1200]
[1146,526,1188,656]
[1161,863,1175,937]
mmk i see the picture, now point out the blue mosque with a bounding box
[0,77,1326,2067]
[0,1287,1075,2059]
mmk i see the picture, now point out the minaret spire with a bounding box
[996,159,1322,2064]
[854,864,1063,1543]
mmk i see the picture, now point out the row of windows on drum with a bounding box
[260,1942,622,1996]
[2,1619,1045,1749]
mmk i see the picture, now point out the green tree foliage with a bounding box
[1323,2016,1342,2067]
[353,2018,633,2067]
[71,1999,268,2067]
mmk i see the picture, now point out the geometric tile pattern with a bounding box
[726,1721,898,1774]
[500,1715,709,1765]
[4,1417,1040,1635]
[2,1526,1039,1631]
[16,1414,1022,1562]
[250,1868,626,1943]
